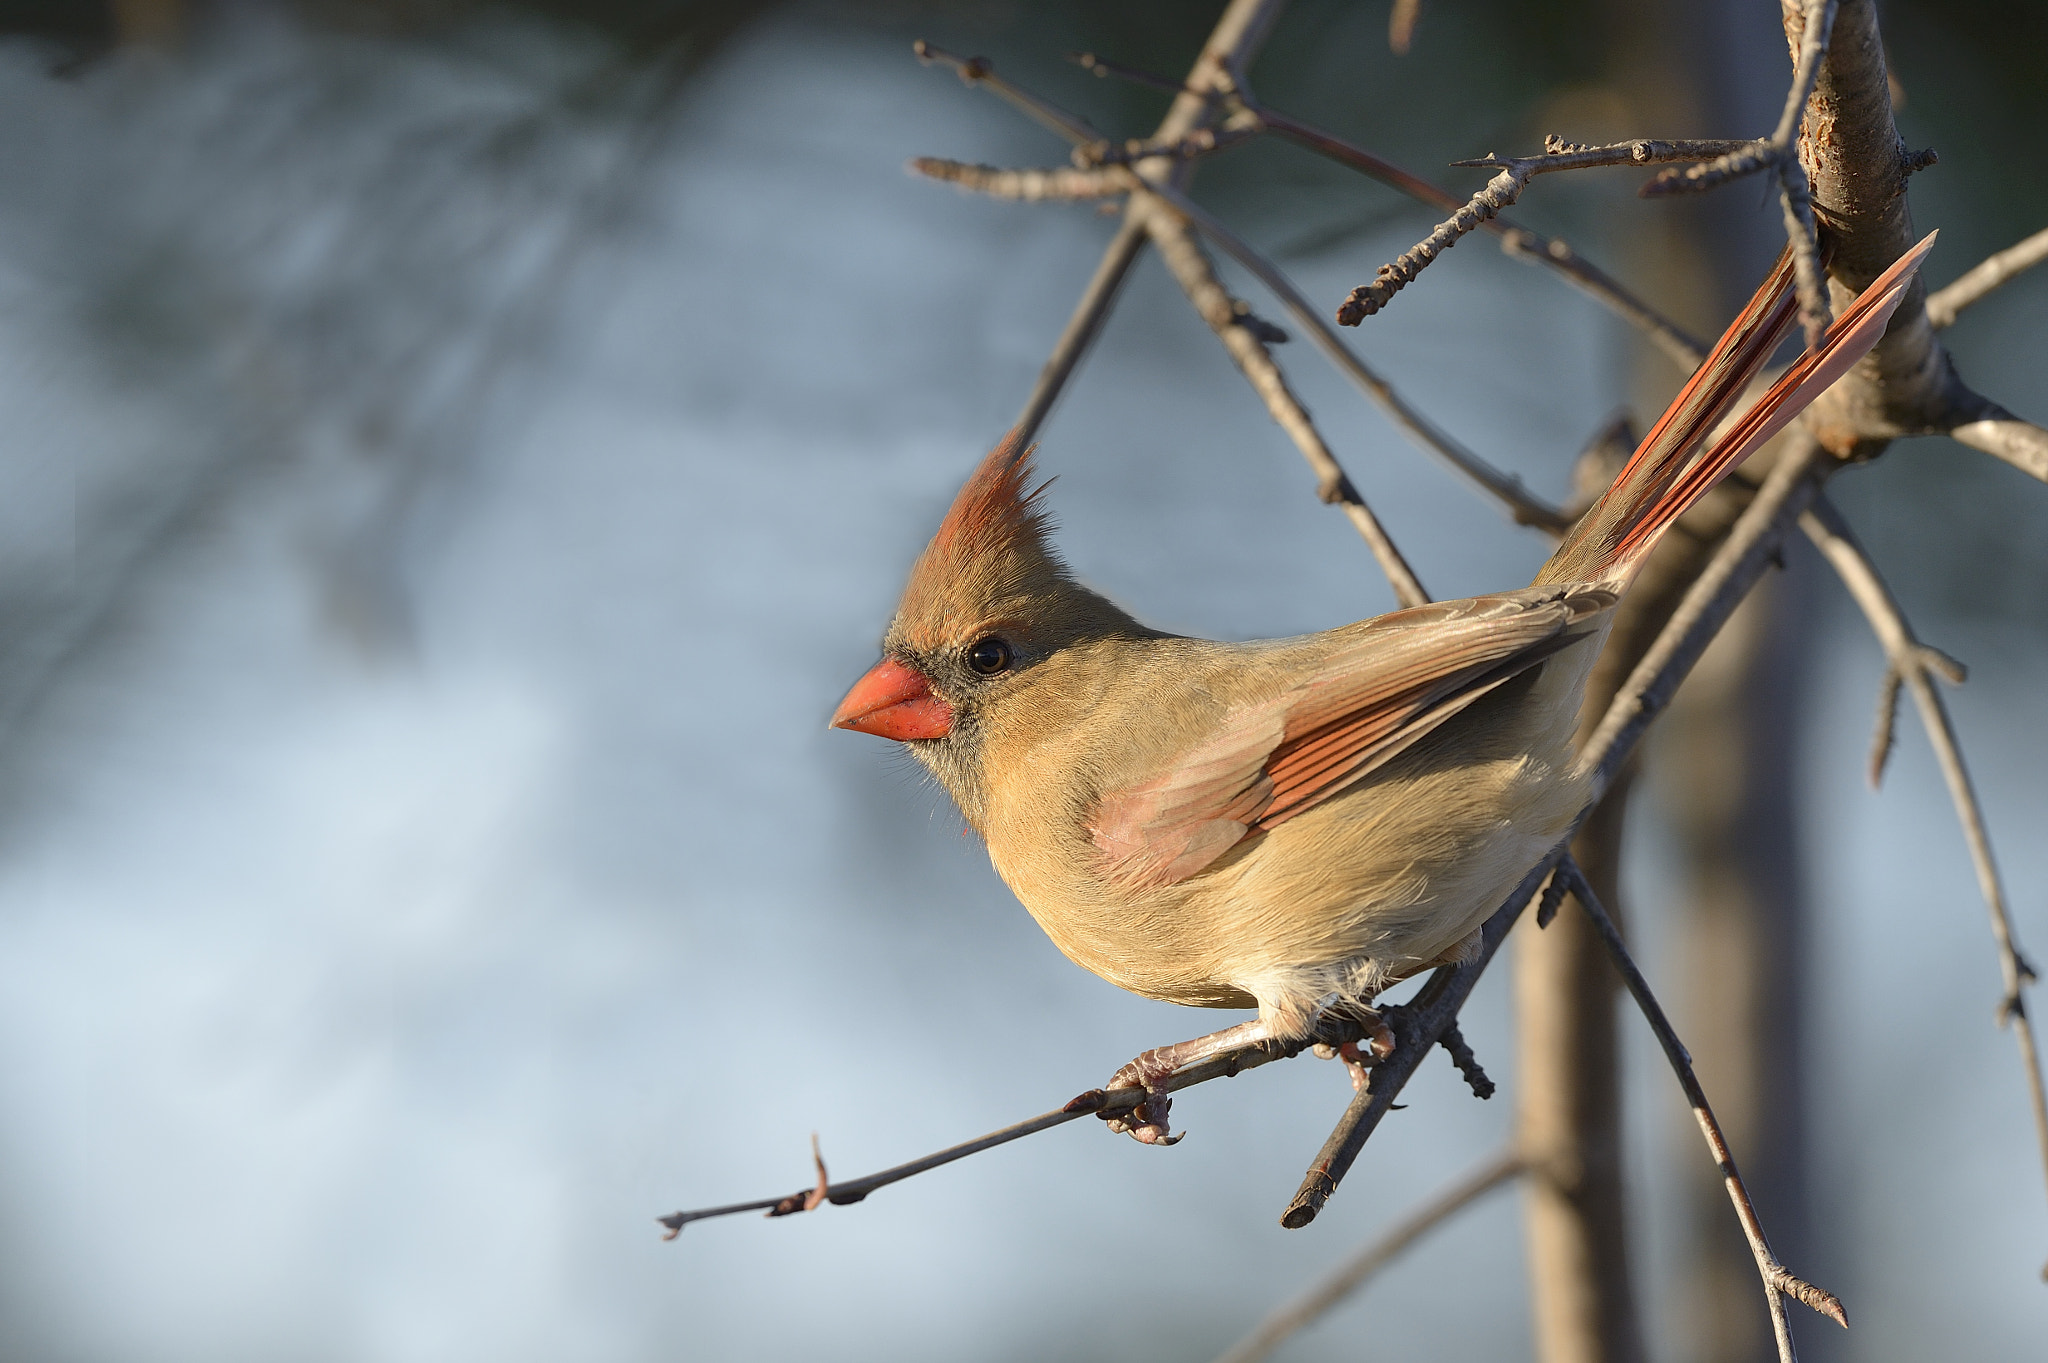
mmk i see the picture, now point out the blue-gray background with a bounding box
[0,2,2043,1359]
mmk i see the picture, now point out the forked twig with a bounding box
[1334,137,1747,327]
[1800,496,2048,1275]
[1342,1,1841,347]
[1212,1148,1525,1363]
[906,37,1435,606]
[1068,52,1712,371]
[1554,857,1846,1362]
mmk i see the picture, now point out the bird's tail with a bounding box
[1536,232,1935,588]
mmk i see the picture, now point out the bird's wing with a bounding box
[1087,588,1611,889]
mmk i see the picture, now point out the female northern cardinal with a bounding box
[833,236,1932,1144]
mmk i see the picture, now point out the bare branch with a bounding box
[1248,106,1709,369]
[911,40,1101,144]
[1140,179,1571,530]
[1013,216,1150,445]
[1948,401,2048,484]
[1800,496,2048,1265]
[907,157,1122,202]
[1138,197,1431,606]
[1072,116,1262,169]
[1212,1149,1524,1363]
[1335,138,1748,326]
[657,1020,1339,1236]
[1555,857,1846,1361]
[1926,226,2048,329]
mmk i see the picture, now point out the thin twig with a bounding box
[1013,215,1150,445]
[1138,197,1431,606]
[658,1016,1343,1235]
[1254,109,1708,368]
[911,40,1100,144]
[1140,179,1571,530]
[1556,856,1847,1363]
[908,157,1122,202]
[1799,496,2048,1273]
[1212,1149,1524,1363]
[1068,56,1712,370]
[1925,226,2048,329]
[1335,137,1748,326]
[1072,115,1262,168]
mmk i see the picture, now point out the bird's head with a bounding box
[831,430,1138,823]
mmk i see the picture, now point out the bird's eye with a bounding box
[965,636,1013,676]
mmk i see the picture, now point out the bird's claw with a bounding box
[1314,1007,1395,1091]
[1098,1055,1183,1145]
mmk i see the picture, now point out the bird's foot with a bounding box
[1311,1006,1395,1091]
[1101,1048,1184,1145]
[1074,1017,1276,1146]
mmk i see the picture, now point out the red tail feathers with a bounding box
[1539,232,1936,587]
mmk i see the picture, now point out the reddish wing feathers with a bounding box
[1539,249,1799,586]
[1605,231,1937,568]
[1542,232,1936,586]
[1089,590,1605,889]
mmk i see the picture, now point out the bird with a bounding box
[831,235,1933,1144]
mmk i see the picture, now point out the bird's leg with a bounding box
[1073,1018,1279,1146]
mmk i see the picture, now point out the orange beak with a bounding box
[830,657,953,741]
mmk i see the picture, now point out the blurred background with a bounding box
[0,1,2043,1359]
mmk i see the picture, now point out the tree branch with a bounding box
[1925,225,2048,329]
[1211,1149,1525,1363]
[908,157,1123,202]
[1799,495,2048,1275]
[1580,438,1828,796]
[1137,197,1431,606]
[1140,179,1571,530]
[1069,53,1712,370]
[1554,857,1846,1361]
[1335,137,1747,326]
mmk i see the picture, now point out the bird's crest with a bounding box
[893,428,1070,650]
